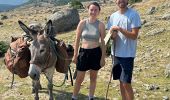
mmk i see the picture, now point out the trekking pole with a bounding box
[105,30,117,100]
[105,63,113,100]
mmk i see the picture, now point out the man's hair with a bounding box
[87,2,101,11]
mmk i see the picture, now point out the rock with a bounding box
[164,87,169,92]
[143,21,154,27]
[147,7,156,15]
[143,84,160,90]
[141,19,147,25]
[165,64,170,78]
[162,14,170,20]
[163,96,169,100]
[0,15,8,20]
[0,21,3,25]
[48,8,80,33]
[146,28,165,36]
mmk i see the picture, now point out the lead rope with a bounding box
[11,73,15,89]
[105,31,116,100]
[9,47,16,89]
[44,66,73,87]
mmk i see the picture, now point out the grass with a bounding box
[0,0,170,99]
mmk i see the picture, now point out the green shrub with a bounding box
[68,0,84,9]
[106,40,112,56]
[129,0,142,4]
[0,41,9,57]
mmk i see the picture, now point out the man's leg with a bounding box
[124,83,134,100]
[120,82,134,100]
[120,81,126,100]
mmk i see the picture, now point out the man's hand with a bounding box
[110,26,121,39]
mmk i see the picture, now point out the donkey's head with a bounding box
[18,20,57,80]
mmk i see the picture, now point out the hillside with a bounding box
[0,0,170,100]
[0,4,17,12]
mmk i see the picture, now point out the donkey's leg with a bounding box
[32,80,42,93]
[45,67,55,100]
[32,80,40,100]
[32,80,35,93]
[37,80,42,90]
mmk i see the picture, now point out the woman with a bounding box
[72,2,106,100]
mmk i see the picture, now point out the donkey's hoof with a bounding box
[32,89,35,93]
[49,97,54,100]
[34,97,39,100]
[39,84,42,90]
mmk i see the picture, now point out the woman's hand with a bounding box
[100,57,105,67]
[72,55,77,64]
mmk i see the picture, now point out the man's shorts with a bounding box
[76,47,102,71]
[112,56,134,83]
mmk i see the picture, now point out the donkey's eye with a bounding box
[40,49,45,53]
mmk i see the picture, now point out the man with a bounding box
[107,0,141,99]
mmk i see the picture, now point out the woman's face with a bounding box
[88,4,100,18]
[116,0,128,8]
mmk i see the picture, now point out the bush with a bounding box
[106,40,112,56]
[68,0,84,9]
[0,41,9,57]
[129,0,142,4]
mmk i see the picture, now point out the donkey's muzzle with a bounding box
[28,64,40,80]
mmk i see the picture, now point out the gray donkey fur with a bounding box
[18,20,57,100]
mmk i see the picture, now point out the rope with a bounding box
[44,65,73,87]
[68,65,73,86]
[9,47,16,89]
[10,73,15,89]
[49,38,73,61]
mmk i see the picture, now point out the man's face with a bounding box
[116,0,128,8]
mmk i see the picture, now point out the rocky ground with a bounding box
[0,0,170,100]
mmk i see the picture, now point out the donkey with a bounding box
[18,20,60,100]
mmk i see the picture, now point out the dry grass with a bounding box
[0,0,170,99]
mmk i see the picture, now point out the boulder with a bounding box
[165,64,170,78]
[48,8,80,33]
[0,21,3,25]
[0,15,8,20]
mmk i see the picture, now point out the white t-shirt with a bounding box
[107,8,141,57]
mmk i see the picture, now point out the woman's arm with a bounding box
[99,22,106,67]
[72,20,85,64]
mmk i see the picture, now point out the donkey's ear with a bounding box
[44,20,53,37]
[18,20,31,36]
[11,36,17,42]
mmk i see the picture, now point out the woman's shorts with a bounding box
[112,56,134,83]
[76,47,102,71]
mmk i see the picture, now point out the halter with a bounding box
[29,38,54,73]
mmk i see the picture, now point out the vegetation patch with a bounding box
[0,41,9,57]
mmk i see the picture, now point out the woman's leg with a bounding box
[89,70,98,98]
[72,71,86,99]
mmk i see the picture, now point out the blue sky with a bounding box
[0,0,29,5]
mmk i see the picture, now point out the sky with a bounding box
[0,0,29,5]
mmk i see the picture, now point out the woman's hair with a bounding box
[87,2,101,11]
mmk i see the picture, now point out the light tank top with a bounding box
[81,19,100,42]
